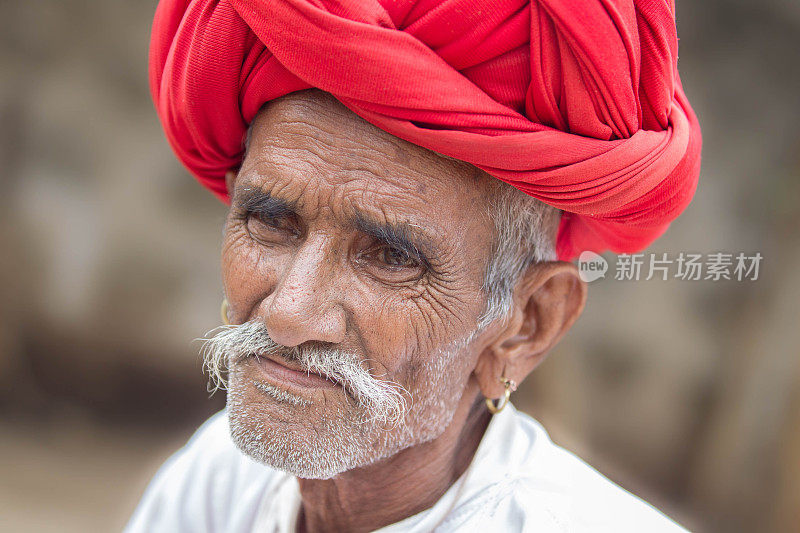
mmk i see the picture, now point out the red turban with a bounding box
[149,0,701,261]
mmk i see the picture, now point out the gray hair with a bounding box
[477,182,560,329]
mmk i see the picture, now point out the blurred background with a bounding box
[1,1,798,531]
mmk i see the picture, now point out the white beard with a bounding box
[222,328,474,479]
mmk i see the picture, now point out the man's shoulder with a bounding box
[505,409,689,532]
[125,411,288,533]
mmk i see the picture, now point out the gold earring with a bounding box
[485,376,517,414]
[220,299,230,325]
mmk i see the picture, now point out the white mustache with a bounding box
[199,320,408,425]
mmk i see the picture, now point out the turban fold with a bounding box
[149,0,701,261]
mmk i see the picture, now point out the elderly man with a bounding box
[128,0,701,531]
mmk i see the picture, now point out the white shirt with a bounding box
[126,405,688,532]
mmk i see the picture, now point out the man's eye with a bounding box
[359,244,425,284]
[246,213,298,241]
[375,246,418,268]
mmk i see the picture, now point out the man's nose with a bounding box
[261,241,347,347]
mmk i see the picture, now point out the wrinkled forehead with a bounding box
[248,90,485,185]
[239,90,497,242]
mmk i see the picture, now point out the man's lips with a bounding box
[249,352,341,391]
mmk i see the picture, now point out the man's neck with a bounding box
[295,388,491,533]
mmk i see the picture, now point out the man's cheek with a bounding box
[222,228,257,277]
[222,240,284,316]
[374,306,444,385]
[405,291,464,348]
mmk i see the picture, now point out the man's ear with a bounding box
[474,261,587,400]
[225,170,237,196]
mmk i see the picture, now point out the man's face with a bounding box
[221,91,499,478]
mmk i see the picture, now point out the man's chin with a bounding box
[224,381,425,480]
[228,423,342,479]
[227,400,381,479]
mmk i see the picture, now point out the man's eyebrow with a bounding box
[234,186,437,267]
[354,214,434,268]
[235,188,297,218]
